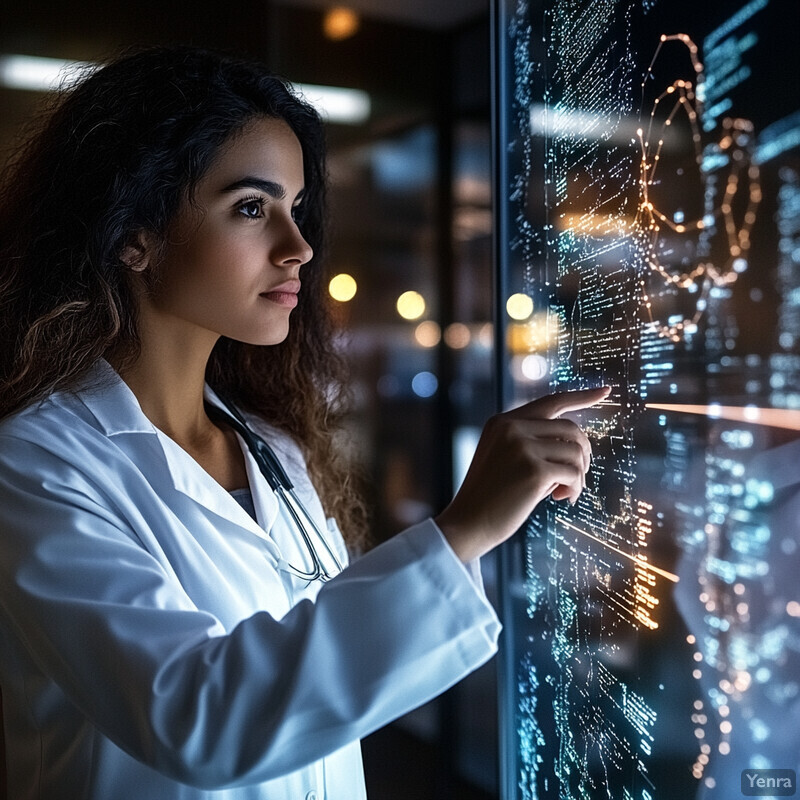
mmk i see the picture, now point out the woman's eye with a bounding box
[238,199,264,219]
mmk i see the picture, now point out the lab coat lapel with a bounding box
[201,384,281,533]
[238,434,281,532]
[78,360,281,546]
[153,425,280,539]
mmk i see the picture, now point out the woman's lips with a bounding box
[260,290,299,308]
[261,280,300,308]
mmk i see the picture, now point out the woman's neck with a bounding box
[110,307,220,448]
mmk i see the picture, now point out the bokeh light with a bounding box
[415,320,441,348]
[328,273,358,302]
[506,292,534,320]
[411,371,438,398]
[323,7,360,41]
[521,354,548,380]
[444,322,470,349]
[396,290,426,320]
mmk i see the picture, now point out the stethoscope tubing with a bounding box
[207,393,344,583]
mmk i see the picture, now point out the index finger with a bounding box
[513,386,612,420]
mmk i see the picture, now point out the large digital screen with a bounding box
[493,0,800,797]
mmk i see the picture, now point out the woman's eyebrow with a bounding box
[221,177,286,199]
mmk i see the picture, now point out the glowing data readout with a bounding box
[494,0,800,798]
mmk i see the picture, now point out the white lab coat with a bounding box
[0,360,501,799]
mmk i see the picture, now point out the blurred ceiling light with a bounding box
[558,212,637,237]
[506,292,534,320]
[529,102,642,145]
[454,207,493,241]
[328,272,358,302]
[455,175,491,205]
[0,55,370,126]
[444,322,471,349]
[530,103,605,140]
[396,290,426,321]
[323,7,361,41]
[294,81,370,125]
[414,320,441,348]
[0,54,94,91]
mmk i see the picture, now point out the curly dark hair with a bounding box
[0,46,367,548]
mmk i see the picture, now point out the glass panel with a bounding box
[451,120,499,793]
[326,125,440,537]
[493,0,800,797]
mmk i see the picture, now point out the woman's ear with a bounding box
[120,231,152,273]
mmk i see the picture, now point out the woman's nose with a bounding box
[273,217,314,267]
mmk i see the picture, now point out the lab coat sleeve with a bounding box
[0,434,500,790]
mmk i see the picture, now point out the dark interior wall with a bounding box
[0,2,457,155]
[0,0,270,55]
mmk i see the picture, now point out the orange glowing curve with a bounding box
[646,403,800,431]
[555,516,680,583]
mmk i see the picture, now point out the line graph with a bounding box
[636,34,762,342]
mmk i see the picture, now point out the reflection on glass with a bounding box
[494,0,799,797]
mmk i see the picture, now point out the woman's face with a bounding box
[141,116,313,347]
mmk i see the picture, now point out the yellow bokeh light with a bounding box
[507,312,554,354]
[506,292,534,320]
[414,320,441,348]
[396,290,426,320]
[323,7,361,41]
[328,273,357,302]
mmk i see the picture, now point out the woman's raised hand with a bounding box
[434,387,611,563]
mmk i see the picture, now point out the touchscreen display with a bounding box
[494,0,800,797]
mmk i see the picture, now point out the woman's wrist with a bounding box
[433,511,489,564]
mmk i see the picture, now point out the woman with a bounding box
[0,47,607,798]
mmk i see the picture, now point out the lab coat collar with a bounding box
[74,359,280,538]
[74,358,159,436]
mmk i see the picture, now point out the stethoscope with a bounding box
[206,395,345,583]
